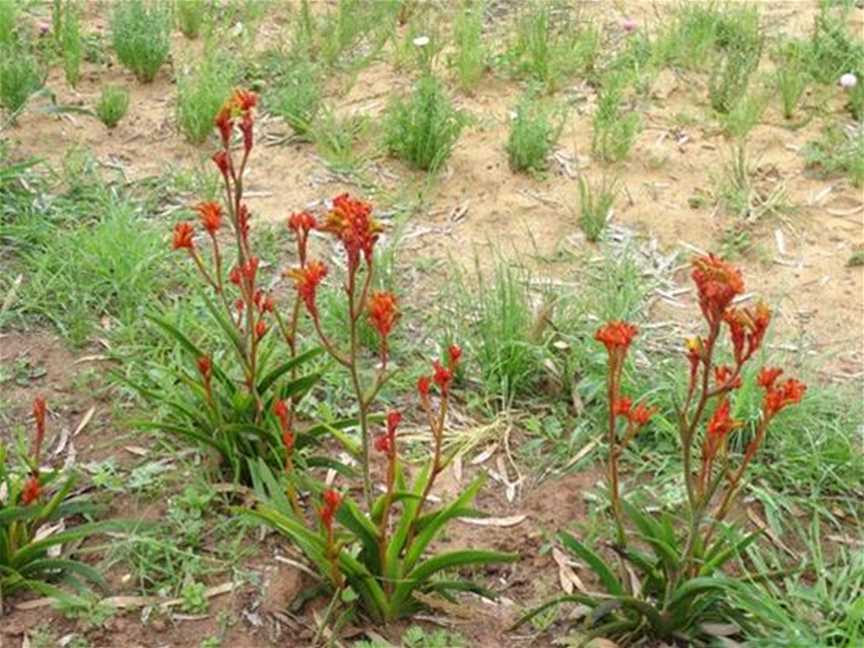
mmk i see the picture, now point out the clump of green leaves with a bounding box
[806,8,864,85]
[111,0,171,83]
[707,16,764,114]
[660,1,762,71]
[505,0,598,92]
[1,397,119,605]
[0,0,18,48]
[176,0,207,39]
[578,174,618,242]
[450,0,486,92]
[804,125,864,187]
[96,85,129,129]
[773,40,808,119]
[268,57,321,136]
[56,0,83,88]
[592,73,640,163]
[506,88,565,173]
[0,46,43,118]
[176,52,236,144]
[384,74,465,172]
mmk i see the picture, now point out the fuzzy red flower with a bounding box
[21,475,42,505]
[274,399,293,452]
[255,320,268,340]
[289,260,328,317]
[417,375,431,399]
[595,321,638,354]
[448,344,462,368]
[322,193,381,270]
[629,401,656,426]
[229,266,242,285]
[319,489,342,531]
[714,365,741,390]
[367,291,400,341]
[196,202,222,235]
[289,211,317,235]
[763,378,806,417]
[691,254,744,325]
[237,204,252,241]
[704,399,738,459]
[212,150,230,177]
[215,106,233,146]
[242,256,259,283]
[375,409,402,454]
[172,222,195,250]
[196,356,212,381]
[612,397,633,418]
[757,367,783,389]
[231,89,258,112]
[432,360,454,395]
[724,302,771,365]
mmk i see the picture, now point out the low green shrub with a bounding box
[384,75,465,172]
[505,89,565,173]
[96,85,130,128]
[111,0,171,83]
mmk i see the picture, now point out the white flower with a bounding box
[840,73,858,89]
[412,36,430,48]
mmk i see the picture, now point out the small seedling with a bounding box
[96,85,129,128]
[506,88,565,173]
[578,174,618,242]
[111,0,171,83]
[592,73,640,163]
[268,57,321,136]
[384,74,465,172]
[177,0,206,39]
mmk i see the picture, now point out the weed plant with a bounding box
[592,73,640,163]
[773,40,808,120]
[806,8,864,86]
[707,21,764,114]
[111,0,171,83]
[505,1,598,92]
[720,89,766,140]
[384,75,464,172]
[176,52,236,144]
[578,174,618,242]
[96,85,129,128]
[311,107,366,173]
[506,89,565,173]
[451,0,486,92]
[177,0,207,39]
[57,0,83,88]
[268,57,321,136]
[0,46,43,118]
[804,125,864,187]
[0,0,18,48]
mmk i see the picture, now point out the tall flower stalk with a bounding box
[595,254,805,582]
[288,194,398,511]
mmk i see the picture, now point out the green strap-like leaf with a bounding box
[559,532,624,596]
[257,347,324,393]
[145,314,233,390]
[509,593,600,630]
[393,549,517,612]
[19,558,107,589]
[402,474,485,574]
[700,529,761,577]
[336,499,381,575]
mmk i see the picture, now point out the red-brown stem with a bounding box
[377,451,397,594]
[606,349,626,547]
[411,392,449,538]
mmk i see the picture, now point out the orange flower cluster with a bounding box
[319,489,342,532]
[322,193,381,272]
[289,261,328,318]
[594,321,638,355]
[375,410,402,455]
[288,211,317,265]
[691,254,744,325]
[215,88,257,151]
[367,291,400,356]
[759,368,806,417]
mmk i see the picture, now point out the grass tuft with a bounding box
[506,88,565,173]
[384,74,465,172]
[111,0,171,83]
[96,85,130,129]
[176,50,236,144]
[578,174,619,243]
